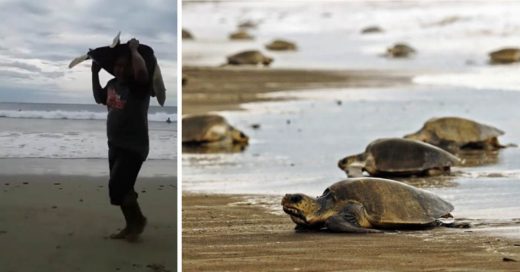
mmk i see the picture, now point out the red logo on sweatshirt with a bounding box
[106,86,126,110]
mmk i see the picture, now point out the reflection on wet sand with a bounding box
[396,175,458,189]
[182,142,248,154]
[458,149,500,167]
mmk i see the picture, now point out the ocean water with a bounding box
[0,102,177,177]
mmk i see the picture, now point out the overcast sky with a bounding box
[0,0,177,106]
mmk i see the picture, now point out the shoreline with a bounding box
[182,66,411,115]
[182,66,520,270]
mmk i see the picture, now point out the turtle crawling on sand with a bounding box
[361,26,384,34]
[386,43,416,58]
[182,114,249,153]
[265,39,297,51]
[338,138,460,177]
[404,117,506,152]
[489,48,520,64]
[229,30,254,40]
[226,50,273,66]
[282,178,460,233]
[238,20,258,29]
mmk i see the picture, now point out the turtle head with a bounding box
[262,56,274,66]
[403,130,428,142]
[229,127,249,144]
[282,193,325,226]
[337,153,365,177]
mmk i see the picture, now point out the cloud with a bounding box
[41,71,65,78]
[0,70,33,79]
[0,0,177,104]
[0,60,42,73]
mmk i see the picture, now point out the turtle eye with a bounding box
[290,195,302,203]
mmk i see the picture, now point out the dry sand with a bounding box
[182,66,520,271]
[0,175,177,272]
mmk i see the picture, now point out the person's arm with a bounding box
[92,62,107,104]
[128,38,149,84]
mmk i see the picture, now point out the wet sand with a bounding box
[0,175,177,272]
[182,67,520,271]
[182,66,409,115]
[183,194,520,271]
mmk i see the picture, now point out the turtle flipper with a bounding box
[346,163,364,178]
[325,202,382,233]
[436,214,471,228]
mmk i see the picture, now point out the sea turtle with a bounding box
[386,43,416,58]
[282,178,458,233]
[182,114,249,153]
[182,29,194,40]
[404,117,506,152]
[226,50,273,66]
[265,39,297,51]
[489,48,520,64]
[229,30,254,40]
[361,26,384,34]
[238,20,258,29]
[337,138,460,177]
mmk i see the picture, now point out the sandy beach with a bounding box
[183,194,520,272]
[0,175,177,272]
[182,67,520,271]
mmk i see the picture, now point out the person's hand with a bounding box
[128,38,140,51]
[91,61,101,73]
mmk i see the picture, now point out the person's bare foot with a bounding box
[109,228,129,239]
[126,216,147,242]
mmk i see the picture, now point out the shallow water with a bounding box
[0,102,177,177]
[183,85,520,238]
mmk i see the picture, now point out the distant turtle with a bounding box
[182,114,249,151]
[226,50,273,66]
[182,29,194,40]
[361,26,384,34]
[386,43,416,58]
[238,20,258,29]
[338,138,460,177]
[282,178,461,233]
[265,39,297,51]
[404,117,506,152]
[489,48,520,64]
[229,30,254,40]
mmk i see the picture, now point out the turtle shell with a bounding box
[326,178,453,226]
[265,40,297,51]
[227,50,272,65]
[489,48,520,63]
[182,114,230,143]
[407,117,504,145]
[365,138,459,173]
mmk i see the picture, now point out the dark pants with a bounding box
[108,145,144,205]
